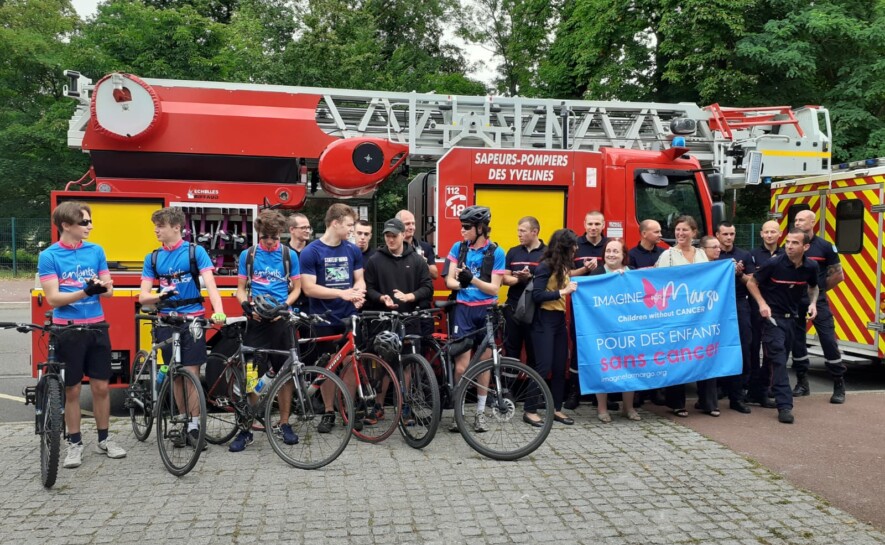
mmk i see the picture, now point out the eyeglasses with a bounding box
[294,226,312,231]
[77,219,93,226]
[260,235,281,241]
[460,224,474,230]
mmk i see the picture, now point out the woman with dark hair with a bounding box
[654,215,718,418]
[589,239,641,422]
[524,228,578,427]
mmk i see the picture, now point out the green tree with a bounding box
[459,0,559,97]
[0,0,86,217]
[68,0,230,81]
[737,0,885,162]
[367,0,486,94]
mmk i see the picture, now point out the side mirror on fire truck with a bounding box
[706,172,725,200]
[711,202,726,231]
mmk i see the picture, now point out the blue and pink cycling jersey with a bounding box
[38,241,110,324]
[446,240,506,306]
[140,240,214,316]
[237,243,301,305]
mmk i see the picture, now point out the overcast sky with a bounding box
[69,0,497,88]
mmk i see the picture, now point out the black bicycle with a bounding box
[1,319,110,488]
[203,308,355,469]
[126,313,210,476]
[423,303,555,461]
[360,310,441,449]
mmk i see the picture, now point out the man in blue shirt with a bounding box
[38,201,126,469]
[229,210,302,452]
[445,205,506,433]
[138,207,227,449]
[300,203,366,433]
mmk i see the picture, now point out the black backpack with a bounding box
[245,244,292,298]
[150,243,204,308]
[449,240,498,299]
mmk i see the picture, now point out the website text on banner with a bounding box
[573,260,741,394]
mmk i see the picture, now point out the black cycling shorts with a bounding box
[55,326,112,387]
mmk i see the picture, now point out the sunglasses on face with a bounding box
[460,224,474,230]
[77,219,93,226]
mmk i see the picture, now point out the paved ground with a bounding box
[648,389,885,532]
[3,406,885,545]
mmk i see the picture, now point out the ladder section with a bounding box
[314,91,713,167]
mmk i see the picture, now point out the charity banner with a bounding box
[572,259,741,394]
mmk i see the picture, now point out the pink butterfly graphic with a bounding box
[642,279,672,311]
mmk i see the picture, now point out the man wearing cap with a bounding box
[364,218,434,422]
[364,218,434,316]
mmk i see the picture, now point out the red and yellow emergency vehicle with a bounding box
[770,158,885,361]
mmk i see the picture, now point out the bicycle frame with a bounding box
[302,315,372,403]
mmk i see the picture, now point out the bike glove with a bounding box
[457,267,473,288]
[83,279,108,296]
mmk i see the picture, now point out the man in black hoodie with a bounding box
[364,218,434,421]
[364,217,434,322]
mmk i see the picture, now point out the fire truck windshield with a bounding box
[634,169,705,244]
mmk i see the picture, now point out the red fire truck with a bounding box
[30,70,832,385]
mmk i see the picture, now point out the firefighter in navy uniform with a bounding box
[791,210,846,404]
[627,219,664,269]
[747,220,783,407]
[715,222,754,414]
[747,228,820,424]
[502,216,546,370]
[565,211,608,410]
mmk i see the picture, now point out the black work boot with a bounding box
[777,408,794,424]
[792,372,810,397]
[563,384,580,410]
[830,378,846,404]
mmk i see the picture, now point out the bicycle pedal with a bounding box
[22,386,36,406]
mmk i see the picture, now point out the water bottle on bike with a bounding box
[253,368,276,395]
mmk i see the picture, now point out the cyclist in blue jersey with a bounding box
[229,210,302,451]
[38,201,127,469]
[300,203,366,433]
[444,205,506,433]
[138,207,226,449]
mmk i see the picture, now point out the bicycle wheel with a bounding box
[453,357,554,461]
[203,354,242,445]
[40,376,64,488]
[339,354,402,443]
[265,366,353,470]
[156,367,206,476]
[398,354,441,449]
[127,350,153,442]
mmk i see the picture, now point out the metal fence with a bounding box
[0,218,52,277]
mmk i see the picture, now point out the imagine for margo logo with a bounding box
[642,279,719,311]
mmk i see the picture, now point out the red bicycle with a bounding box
[305,314,402,443]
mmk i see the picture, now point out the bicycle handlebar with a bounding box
[0,321,110,334]
[135,314,210,327]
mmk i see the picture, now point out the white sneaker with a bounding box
[474,413,489,433]
[96,438,127,459]
[63,441,84,468]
